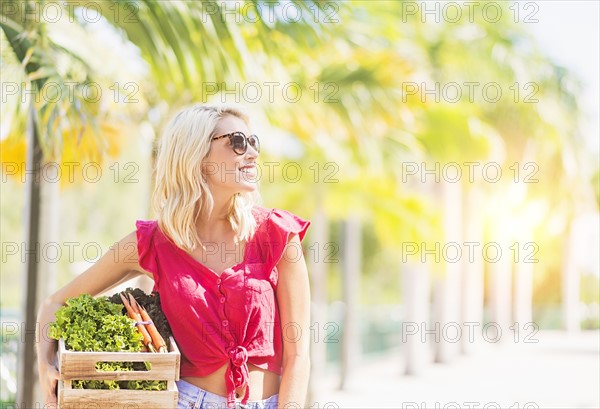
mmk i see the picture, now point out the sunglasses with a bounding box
[211,131,260,155]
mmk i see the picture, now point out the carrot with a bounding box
[119,292,136,320]
[120,292,153,348]
[139,304,168,353]
[127,293,142,314]
[128,293,162,352]
[127,293,166,352]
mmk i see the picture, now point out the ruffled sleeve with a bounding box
[264,209,311,279]
[135,220,160,285]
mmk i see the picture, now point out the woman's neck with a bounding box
[194,190,238,242]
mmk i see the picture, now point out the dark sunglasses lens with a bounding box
[249,135,260,152]
[231,133,246,154]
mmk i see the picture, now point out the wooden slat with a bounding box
[59,379,178,409]
[58,336,180,381]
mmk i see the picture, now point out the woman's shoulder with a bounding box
[135,219,158,229]
[251,205,298,226]
[134,219,157,235]
[134,219,171,245]
[252,205,311,238]
[251,205,304,219]
[135,219,161,239]
[251,205,272,216]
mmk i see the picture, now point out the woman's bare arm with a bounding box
[275,233,312,407]
[36,230,152,405]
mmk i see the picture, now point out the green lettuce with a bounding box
[50,294,166,390]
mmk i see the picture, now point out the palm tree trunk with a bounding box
[460,184,484,354]
[17,107,42,408]
[37,173,60,297]
[124,128,158,294]
[562,219,582,332]
[30,168,61,403]
[513,229,533,325]
[402,262,431,375]
[339,216,361,389]
[434,179,462,363]
[488,229,512,341]
[307,201,329,403]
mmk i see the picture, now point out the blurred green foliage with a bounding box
[1,1,598,323]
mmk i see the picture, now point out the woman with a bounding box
[37,104,312,409]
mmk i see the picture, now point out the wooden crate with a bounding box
[58,336,180,409]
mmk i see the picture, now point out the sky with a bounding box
[526,0,600,153]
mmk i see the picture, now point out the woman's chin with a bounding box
[234,182,258,194]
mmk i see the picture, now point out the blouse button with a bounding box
[229,341,234,347]
[216,279,222,285]
[220,297,226,303]
[222,320,229,326]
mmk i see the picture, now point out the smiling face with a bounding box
[201,114,259,195]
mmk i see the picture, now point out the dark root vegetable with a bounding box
[108,288,173,349]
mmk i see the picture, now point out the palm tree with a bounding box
[3,1,585,405]
[1,1,334,405]
[250,0,439,390]
[406,1,583,358]
[280,0,586,374]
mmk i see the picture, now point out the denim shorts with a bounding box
[176,379,279,409]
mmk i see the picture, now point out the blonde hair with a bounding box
[152,103,261,253]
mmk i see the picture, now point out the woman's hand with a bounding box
[39,358,60,406]
[36,299,62,407]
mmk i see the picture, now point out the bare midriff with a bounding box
[181,363,280,401]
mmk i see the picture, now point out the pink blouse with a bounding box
[135,206,311,407]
